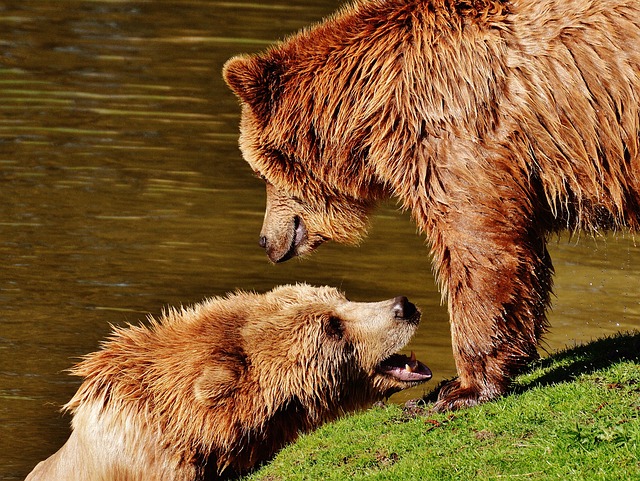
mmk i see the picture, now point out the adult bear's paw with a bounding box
[427,379,501,412]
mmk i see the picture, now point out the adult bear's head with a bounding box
[223,55,390,262]
[221,2,414,262]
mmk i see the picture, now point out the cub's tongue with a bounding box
[379,351,432,382]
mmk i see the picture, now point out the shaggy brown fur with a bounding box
[25,285,430,480]
[223,0,640,411]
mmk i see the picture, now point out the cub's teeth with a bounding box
[405,363,415,373]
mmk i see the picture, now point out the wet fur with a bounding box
[224,0,640,410]
[26,285,425,480]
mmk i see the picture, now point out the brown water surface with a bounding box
[1,1,638,479]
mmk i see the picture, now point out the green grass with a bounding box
[244,332,640,481]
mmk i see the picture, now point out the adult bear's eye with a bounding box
[326,316,344,340]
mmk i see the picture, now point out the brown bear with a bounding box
[25,284,431,481]
[223,0,640,411]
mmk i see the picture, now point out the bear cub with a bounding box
[26,284,431,481]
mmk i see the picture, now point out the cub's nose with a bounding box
[259,235,267,249]
[392,296,418,320]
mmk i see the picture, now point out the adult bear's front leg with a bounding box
[428,198,553,412]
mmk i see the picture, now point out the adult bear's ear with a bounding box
[223,54,282,122]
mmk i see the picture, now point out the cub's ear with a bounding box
[194,362,243,405]
[223,54,282,121]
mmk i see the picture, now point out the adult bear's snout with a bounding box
[259,215,307,263]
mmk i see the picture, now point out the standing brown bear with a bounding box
[223,0,640,411]
[25,284,430,481]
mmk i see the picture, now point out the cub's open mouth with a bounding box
[378,351,432,383]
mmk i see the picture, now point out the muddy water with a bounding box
[0,1,638,479]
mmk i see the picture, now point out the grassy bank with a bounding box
[245,332,640,481]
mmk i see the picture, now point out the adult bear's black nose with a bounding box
[393,296,417,320]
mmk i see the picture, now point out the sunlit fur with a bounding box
[25,284,424,481]
[224,0,640,410]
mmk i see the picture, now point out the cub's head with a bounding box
[192,284,430,474]
[232,285,431,417]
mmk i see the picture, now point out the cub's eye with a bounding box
[326,316,344,340]
[253,171,267,181]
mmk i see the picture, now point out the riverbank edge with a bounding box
[245,330,640,481]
